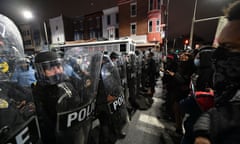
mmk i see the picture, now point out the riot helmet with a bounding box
[16,57,30,72]
[0,14,25,81]
[34,51,65,85]
[110,51,121,60]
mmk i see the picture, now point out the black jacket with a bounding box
[193,90,240,144]
[32,78,84,144]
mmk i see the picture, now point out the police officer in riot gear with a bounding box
[110,51,134,119]
[33,51,81,144]
[96,54,128,144]
[33,49,102,144]
[0,14,41,144]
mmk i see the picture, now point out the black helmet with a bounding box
[16,57,30,72]
[110,51,121,59]
[34,51,65,85]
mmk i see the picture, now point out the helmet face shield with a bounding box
[34,58,65,85]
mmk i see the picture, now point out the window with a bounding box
[148,20,152,32]
[96,30,101,38]
[158,0,161,9]
[130,23,136,35]
[88,18,93,29]
[80,21,84,30]
[26,30,30,36]
[74,31,80,40]
[156,19,160,32]
[116,13,119,23]
[115,28,119,38]
[149,0,153,11]
[120,44,126,52]
[130,3,137,17]
[96,16,100,28]
[90,30,96,39]
[22,31,26,36]
[24,40,32,45]
[107,15,111,25]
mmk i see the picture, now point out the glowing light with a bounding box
[22,10,33,20]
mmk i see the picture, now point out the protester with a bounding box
[165,51,195,134]
[180,46,215,144]
[194,1,240,144]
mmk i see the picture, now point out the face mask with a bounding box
[212,47,240,94]
[194,58,200,67]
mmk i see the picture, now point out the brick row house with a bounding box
[19,0,167,52]
[117,0,164,50]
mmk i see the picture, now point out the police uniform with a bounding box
[96,55,128,144]
[32,51,93,144]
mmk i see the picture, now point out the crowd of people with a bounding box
[0,12,159,144]
[161,1,240,144]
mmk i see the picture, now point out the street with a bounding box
[116,78,182,144]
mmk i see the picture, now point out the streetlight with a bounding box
[22,9,50,51]
[189,0,198,48]
[22,10,34,20]
[43,22,49,46]
[163,0,170,57]
[189,0,225,48]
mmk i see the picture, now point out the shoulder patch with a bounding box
[0,98,9,109]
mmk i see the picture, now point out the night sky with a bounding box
[0,0,236,43]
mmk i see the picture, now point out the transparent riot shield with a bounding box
[100,56,125,113]
[0,14,41,144]
[114,54,132,113]
[127,53,138,105]
[55,47,102,144]
[98,55,128,137]
[135,50,143,92]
